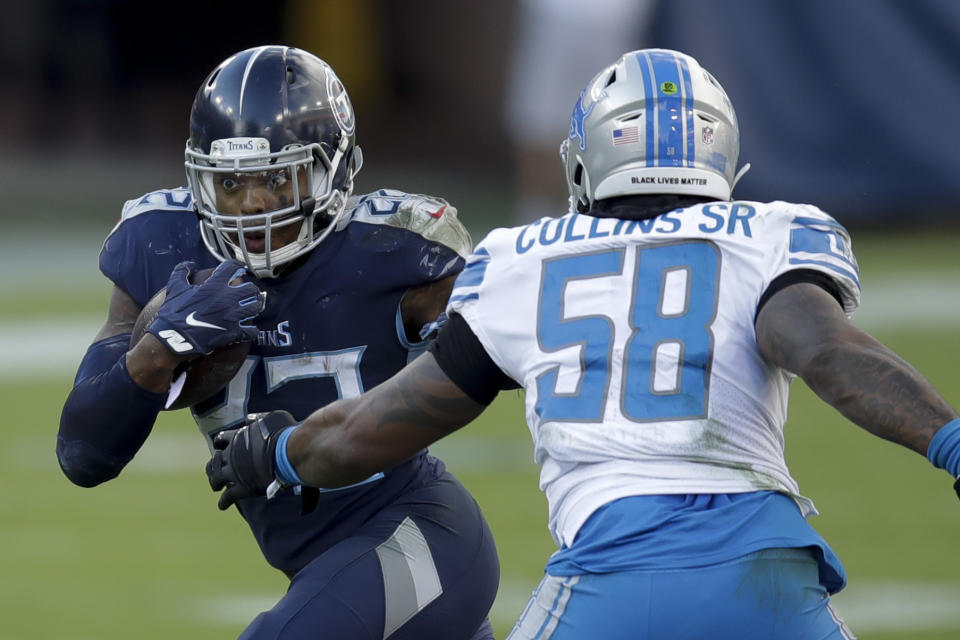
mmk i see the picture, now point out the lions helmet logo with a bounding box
[570,90,602,152]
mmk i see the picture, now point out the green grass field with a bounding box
[1,228,958,639]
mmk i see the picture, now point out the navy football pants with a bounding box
[240,473,499,639]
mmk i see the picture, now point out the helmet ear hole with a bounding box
[573,163,584,187]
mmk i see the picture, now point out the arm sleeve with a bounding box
[755,268,844,322]
[57,334,166,487]
[428,312,520,406]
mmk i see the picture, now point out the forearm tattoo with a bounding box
[367,356,481,436]
[758,283,956,455]
[805,341,951,454]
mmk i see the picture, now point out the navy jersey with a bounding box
[100,187,472,574]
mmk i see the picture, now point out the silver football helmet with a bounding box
[184,46,363,278]
[560,49,749,212]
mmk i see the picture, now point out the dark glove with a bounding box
[206,410,297,510]
[954,477,960,502]
[149,259,266,356]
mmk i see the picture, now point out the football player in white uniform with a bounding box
[207,49,960,639]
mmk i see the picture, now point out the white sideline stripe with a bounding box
[189,580,960,632]
[191,595,278,625]
[5,276,960,379]
[0,316,102,380]
[190,581,546,629]
[11,429,526,476]
[10,432,207,473]
[830,581,960,631]
[854,275,960,330]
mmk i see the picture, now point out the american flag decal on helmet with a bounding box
[612,126,640,145]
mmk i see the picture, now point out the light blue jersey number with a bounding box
[536,241,720,423]
[192,348,365,445]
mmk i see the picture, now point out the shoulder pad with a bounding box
[120,188,194,222]
[344,189,473,257]
[104,187,194,250]
[764,200,861,313]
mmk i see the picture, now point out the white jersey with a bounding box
[447,201,861,547]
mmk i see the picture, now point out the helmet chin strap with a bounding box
[731,163,752,191]
[241,193,342,278]
[299,196,317,220]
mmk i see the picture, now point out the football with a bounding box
[130,267,252,410]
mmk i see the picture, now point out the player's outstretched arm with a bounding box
[205,352,485,509]
[755,281,959,457]
[291,351,486,488]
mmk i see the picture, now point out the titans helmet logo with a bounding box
[327,73,355,135]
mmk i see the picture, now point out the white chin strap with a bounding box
[234,240,305,279]
[232,216,315,278]
[731,163,752,191]
[234,190,350,278]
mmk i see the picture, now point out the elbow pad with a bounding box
[57,334,166,487]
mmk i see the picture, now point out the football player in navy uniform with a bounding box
[57,46,499,640]
[207,49,960,639]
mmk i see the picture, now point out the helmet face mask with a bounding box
[562,49,747,213]
[184,46,362,277]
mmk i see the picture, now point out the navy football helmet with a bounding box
[185,46,363,277]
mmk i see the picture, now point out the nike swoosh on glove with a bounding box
[148,259,266,356]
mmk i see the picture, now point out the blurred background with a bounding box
[1,1,959,638]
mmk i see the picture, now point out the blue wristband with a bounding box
[926,418,960,477]
[274,425,306,485]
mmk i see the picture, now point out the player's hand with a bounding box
[148,259,266,356]
[206,410,298,510]
[207,411,297,510]
[954,477,960,502]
